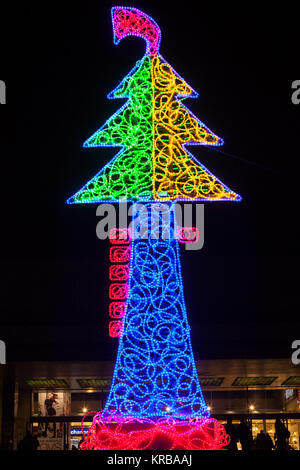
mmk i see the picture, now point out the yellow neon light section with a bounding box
[151,55,238,201]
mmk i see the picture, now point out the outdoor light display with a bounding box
[66,7,240,205]
[67,6,241,450]
[177,227,199,244]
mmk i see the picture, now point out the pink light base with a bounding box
[80,414,230,450]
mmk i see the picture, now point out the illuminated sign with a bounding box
[199,377,224,387]
[282,376,300,386]
[77,379,112,388]
[232,377,277,386]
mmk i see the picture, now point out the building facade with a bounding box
[1,358,299,450]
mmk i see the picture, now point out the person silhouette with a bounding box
[44,392,57,438]
[224,418,238,450]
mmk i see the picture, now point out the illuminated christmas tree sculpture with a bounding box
[67,7,241,450]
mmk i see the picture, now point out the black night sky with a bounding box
[0,1,299,362]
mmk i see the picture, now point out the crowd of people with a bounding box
[225,418,292,451]
[4,417,293,451]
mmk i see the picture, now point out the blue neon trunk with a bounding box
[103,203,209,419]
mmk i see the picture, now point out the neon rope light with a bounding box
[104,203,208,418]
[81,203,231,449]
[109,302,127,319]
[109,265,130,281]
[109,320,124,338]
[109,228,131,244]
[67,6,242,450]
[110,246,131,263]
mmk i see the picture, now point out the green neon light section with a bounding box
[68,56,153,203]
